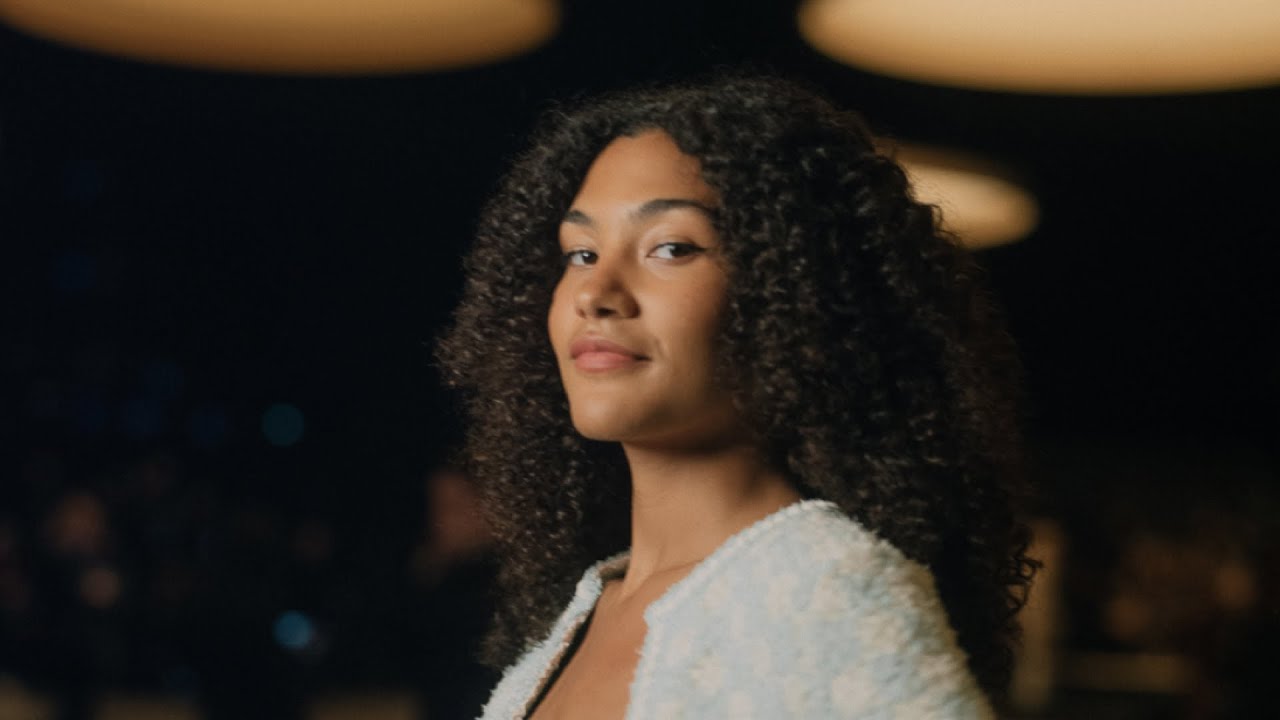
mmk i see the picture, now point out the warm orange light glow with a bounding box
[0,0,559,74]
[799,0,1280,94]
[887,144,1038,250]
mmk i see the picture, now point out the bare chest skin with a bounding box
[526,569,693,720]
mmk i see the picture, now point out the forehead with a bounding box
[572,130,718,208]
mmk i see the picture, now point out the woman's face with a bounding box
[548,130,739,449]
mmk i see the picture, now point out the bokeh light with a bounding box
[261,403,305,447]
[0,0,560,74]
[799,0,1280,94]
[273,610,316,652]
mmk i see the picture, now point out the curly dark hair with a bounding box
[437,73,1036,697]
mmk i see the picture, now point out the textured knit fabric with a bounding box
[478,499,995,719]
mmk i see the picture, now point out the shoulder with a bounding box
[776,501,947,622]
[720,500,940,614]
[722,502,995,717]
[628,502,994,718]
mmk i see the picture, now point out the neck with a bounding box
[616,439,801,597]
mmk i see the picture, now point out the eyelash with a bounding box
[561,242,703,267]
[561,249,597,267]
[651,241,704,260]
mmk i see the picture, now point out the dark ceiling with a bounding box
[3,0,1278,475]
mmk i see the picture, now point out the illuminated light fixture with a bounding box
[798,0,1280,94]
[0,0,558,74]
[885,143,1038,249]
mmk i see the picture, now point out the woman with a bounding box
[437,74,1035,719]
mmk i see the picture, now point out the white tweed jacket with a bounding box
[478,499,994,719]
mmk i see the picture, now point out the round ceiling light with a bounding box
[0,0,558,74]
[799,0,1280,94]
[886,144,1038,250]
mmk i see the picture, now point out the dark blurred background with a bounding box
[2,2,1278,719]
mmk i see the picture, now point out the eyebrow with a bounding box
[562,198,718,228]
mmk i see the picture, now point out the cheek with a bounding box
[546,282,572,354]
[684,310,725,372]
[662,284,728,377]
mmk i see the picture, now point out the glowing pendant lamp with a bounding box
[0,0,559,74]
[799,0,1280,94]
[888,144,1038,249]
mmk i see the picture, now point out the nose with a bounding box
[574,259,638,319]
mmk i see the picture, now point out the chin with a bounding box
[568,410,639,442]
[567,395,672,441]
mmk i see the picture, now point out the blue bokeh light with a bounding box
[273,610,315,651]
[261,403,304,447]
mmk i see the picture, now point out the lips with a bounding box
[569,335,648,372]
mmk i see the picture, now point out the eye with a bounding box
[562,249,597,267]
[649,242,704,261]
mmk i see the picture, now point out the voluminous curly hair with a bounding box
[437,73,1036,697]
